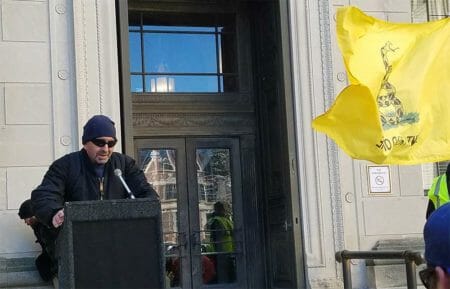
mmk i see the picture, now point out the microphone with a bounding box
[114,169,136,199]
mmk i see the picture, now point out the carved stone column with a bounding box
[72,0,122,150]
[289,0,344,288]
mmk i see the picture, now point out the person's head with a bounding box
[213,201,230,216]
[18,199,38,226]
[213,202,225,215]
[421,203,450,289]
[82,115,117,164]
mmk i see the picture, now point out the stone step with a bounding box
[0,256,53,289]
[0,286,54,289]
[378,287,425,289]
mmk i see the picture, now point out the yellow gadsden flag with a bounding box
[312,7,450,164]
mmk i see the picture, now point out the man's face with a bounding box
[83,136,116,164]
[24,216,37,226]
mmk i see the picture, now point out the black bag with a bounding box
[35,251,53,281]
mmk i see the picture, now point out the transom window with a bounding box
[128,12,238,93]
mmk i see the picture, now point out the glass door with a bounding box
[135,137,245,289]
[186,138,245,289]
[136,138,190,288]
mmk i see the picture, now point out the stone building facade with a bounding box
[0,0,443,288]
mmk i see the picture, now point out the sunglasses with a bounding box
[419,266,448,289]
[91,138,117,148]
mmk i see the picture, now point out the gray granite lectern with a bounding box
[58,199,164,289]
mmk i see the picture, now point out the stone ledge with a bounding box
[0,257,35,273]
[0,257,52,288]
[1,287,53,289]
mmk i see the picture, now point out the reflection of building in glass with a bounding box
[196,149,233,243]
[140,148,234,248]
[142,149,178,244]
[198,174,231,203]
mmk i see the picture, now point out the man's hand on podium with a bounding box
[52,209,65,228]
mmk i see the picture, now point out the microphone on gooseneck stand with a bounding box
[114,169,136,199]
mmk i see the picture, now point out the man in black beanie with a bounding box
[30,115,159,275]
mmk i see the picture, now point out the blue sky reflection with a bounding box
[129,22,235,93]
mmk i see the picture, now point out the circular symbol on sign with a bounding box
[375,176,384,185]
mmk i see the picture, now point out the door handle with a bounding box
[284,220,292,231]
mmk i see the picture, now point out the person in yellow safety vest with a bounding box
[206,201,235,283]
[427,164,450,219]
[208,205,234,253]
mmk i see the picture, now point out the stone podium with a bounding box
[58,199,164,289]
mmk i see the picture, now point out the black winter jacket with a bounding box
[31,149,158,227]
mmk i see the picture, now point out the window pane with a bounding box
[143,33,217,73]
[427,0,450,20]
[129,13,238,93]
[145,75,220,93]
[139,148,181,288]
[144,25,216,32]
[196,148,236,284]
[129,32,142,73]
[140,149,178,201]
[131,75,144,92]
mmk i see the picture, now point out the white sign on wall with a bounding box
[368,165,391,194]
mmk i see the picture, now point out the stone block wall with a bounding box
[0,0,53,255]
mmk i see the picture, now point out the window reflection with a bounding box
[128,12,238,93]
[143,33,218,73]
[412,0,449,21]
[141,149,177,200]
[139,148,180,287]
[138,146,237,285]
[145,75,219,93]
[129,32,142,72]
[426,0,449,20]
[196,148,236,284]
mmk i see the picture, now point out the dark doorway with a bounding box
[116,1,305,288]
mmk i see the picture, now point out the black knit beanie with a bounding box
[18,199,34,219]
[82,115,116,144]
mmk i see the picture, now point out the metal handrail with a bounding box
[335,250,425,289]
